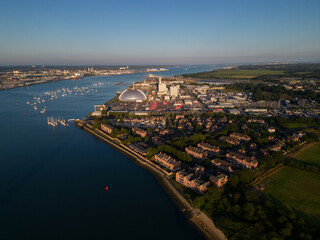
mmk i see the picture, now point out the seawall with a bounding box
[75,121,226,240]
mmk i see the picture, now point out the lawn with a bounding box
[285,122,315,129]
[294,143,320,167]
[260,166,320,226]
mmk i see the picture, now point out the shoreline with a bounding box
[0,76,80,92]
[0,69,170,92]
[75,121,226,240]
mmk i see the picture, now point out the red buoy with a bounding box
[105,186,109,191]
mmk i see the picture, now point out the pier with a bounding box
[47,116,69,127]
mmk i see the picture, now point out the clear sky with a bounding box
[0,0,319,65]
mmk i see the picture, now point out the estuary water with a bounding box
[0,65,214,240]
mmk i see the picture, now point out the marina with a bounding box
[47,116,69,127]
[26,86,98,111]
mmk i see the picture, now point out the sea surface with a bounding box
[0,65,215,240]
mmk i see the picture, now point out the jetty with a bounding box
[47,116,69,127]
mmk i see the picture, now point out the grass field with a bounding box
[260,166,320,226]
[294,143,320,167]
[285,122,315,129]
[183,69,285,79]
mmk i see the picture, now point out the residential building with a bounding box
[158,77,168,95]
[226,152,258,169]
[175,170,210,194]
[209,173,228,187]
[132,127,147,137]
[230,132,251,142]
[101,123,114,134]
[197,142,220,153]
[267,127,276,133]
[268,141,284,152]
[128,142,148,156]
[219,136,240,145]
[170,86,179,98]
[211,158,238,173]
[154,152,181,171]
[152,136,165,145]
[185,146,208,159]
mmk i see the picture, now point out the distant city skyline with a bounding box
[0,0,319,65]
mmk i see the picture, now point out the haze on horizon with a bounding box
[0,0,319,65]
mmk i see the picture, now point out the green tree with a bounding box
[239,169,255,184]
[92,120,102,129]
[194,196,205,209]
[190,134,205,145]
[232,204,242,216]
[228,175,239,188]
[242,202,255,220]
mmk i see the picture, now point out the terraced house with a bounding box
[219,136,240,145]
[211,158,238,173]
[226,152,258,169]
[197,142,220,153]
[132,127,147,137]
[101,123,114,134]
[185,145,208,159]
[268,141,285,152]
[230,132,251,142]
[154,152,181,171]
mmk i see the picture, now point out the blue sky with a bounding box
[0,0,319,65]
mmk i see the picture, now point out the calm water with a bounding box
[0,66,214,240]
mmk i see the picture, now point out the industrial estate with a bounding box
[77,64,320,240]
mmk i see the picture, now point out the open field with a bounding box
[294,143,320,167]
[260,166,320,226]
[305,128,320,136]
[285,122,316,129]
[182,69,285,79]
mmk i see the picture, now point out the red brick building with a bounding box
[101,123,114,134]
[154,152,181,171]
[219,136,240,145]
[209,173,228,188]
[132,127,147,137]
[226,152,258,169]
[175,170,210,194]
[230,132,251,142]
[197,142,220,153]
[211,158,237,173]
[185,146,208,159]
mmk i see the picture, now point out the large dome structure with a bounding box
[119,88,147,102]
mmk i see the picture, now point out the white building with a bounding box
[158,77,168,95]
[170,86,179,98]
